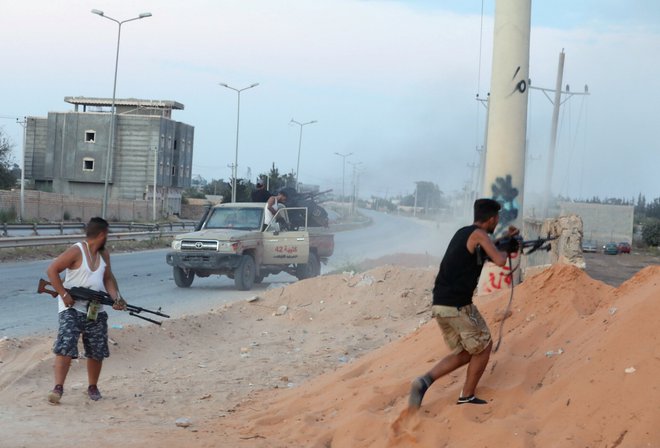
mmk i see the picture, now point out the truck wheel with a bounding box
[296,252,320,280]
[173,267,195,288]
[234,255,256,291]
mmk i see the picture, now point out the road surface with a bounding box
[1,209,455,338]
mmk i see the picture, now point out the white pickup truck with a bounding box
[166,203,334,290]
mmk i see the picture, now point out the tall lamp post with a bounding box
[92,9,152,219]
[348,160,363,215]
[333,152,352,203]
[219,82,259,203]
[290,118,317,191]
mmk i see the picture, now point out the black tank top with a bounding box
[432,225,483,307]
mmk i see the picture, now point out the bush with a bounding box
[0,206,17,223]
[641,219,660,246]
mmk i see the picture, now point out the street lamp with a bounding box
[290,118,317,191]
[91,9,152,219]
[333,152,353,203]
[219,82,259,203]
[348,161,363,215]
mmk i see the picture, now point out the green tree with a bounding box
[258,163,295,194]
[400,181,446,212]
[0,128,18,189]
[642,219,660,246]
[203,179,231,198]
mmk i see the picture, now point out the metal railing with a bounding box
[0,221,196,249]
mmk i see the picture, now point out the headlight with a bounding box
[171,240,182,250]
[218,241,239,253]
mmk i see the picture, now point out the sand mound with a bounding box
[183,263,659,447]
[616,264,660,297]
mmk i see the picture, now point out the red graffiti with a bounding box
[483,257,516,293]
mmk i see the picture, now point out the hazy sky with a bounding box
[1,0,659,203]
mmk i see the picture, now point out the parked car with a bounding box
[617,242,631,254]
[603,242,619,255]
[582,240,598,253]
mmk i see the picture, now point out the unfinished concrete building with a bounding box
[24,97,194,215]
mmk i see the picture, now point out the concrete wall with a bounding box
[0,190,156,222]
[522,215,585,273]
[558,201,633,245]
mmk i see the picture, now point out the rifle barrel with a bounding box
[36,278,169,325]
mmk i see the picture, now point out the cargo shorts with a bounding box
[432,303,492,355]
[53,307,110,360]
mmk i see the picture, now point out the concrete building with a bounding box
[24,97,194,215]
[559,201,634,245]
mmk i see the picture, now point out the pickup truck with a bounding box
[165,203,334,290]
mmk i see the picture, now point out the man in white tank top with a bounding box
[263,190,288,230]
[45,217,125,404]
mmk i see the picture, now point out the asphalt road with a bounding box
[1,209,455,338]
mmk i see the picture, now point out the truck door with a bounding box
[262,207,310,265]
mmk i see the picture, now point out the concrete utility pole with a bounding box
[482,0,531,232]
[477,0,531,295]
[530,50,589,218]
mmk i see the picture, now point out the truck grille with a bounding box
[180,240,219,251]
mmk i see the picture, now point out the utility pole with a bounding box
[152,146,158,222]
[334,152,352,204]
[483,0,531,232]
[530,50,589,218]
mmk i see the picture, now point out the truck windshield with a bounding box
[205,208,263,230]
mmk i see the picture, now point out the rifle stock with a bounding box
[36,278,170,325]
[37,278,58,298]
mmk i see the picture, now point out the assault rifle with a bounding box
[37,279,170,325]
[495,235,558,256]
[478,235,557,265]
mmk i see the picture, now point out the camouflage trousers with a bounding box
[53,308,109,360]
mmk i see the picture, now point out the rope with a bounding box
[493,255,518,353]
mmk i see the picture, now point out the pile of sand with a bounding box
[1,262,659,447]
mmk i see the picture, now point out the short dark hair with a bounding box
[473,199,501,223]
[86,217,109,237]
[278,190,288,198]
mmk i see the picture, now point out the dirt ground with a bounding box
[1,252,658,447]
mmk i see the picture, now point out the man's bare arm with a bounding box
[46,246,80,307]
[469,229,508,267]
[101,250,125,310]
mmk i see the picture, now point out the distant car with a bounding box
[617,242,631,254]
[603,242,619,255]
[582,240,598,253]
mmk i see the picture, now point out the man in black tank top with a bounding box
[408,199,518,408]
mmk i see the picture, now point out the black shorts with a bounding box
[53,308,110,360]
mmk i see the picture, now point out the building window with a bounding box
[171,166,176,176]
[83,158,95,171]
[174,140,178,150]
[85,131,96,143]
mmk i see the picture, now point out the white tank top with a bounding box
[57,242,107,314]
[264,199,279,226]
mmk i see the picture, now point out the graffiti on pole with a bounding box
[491,174,519,232]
